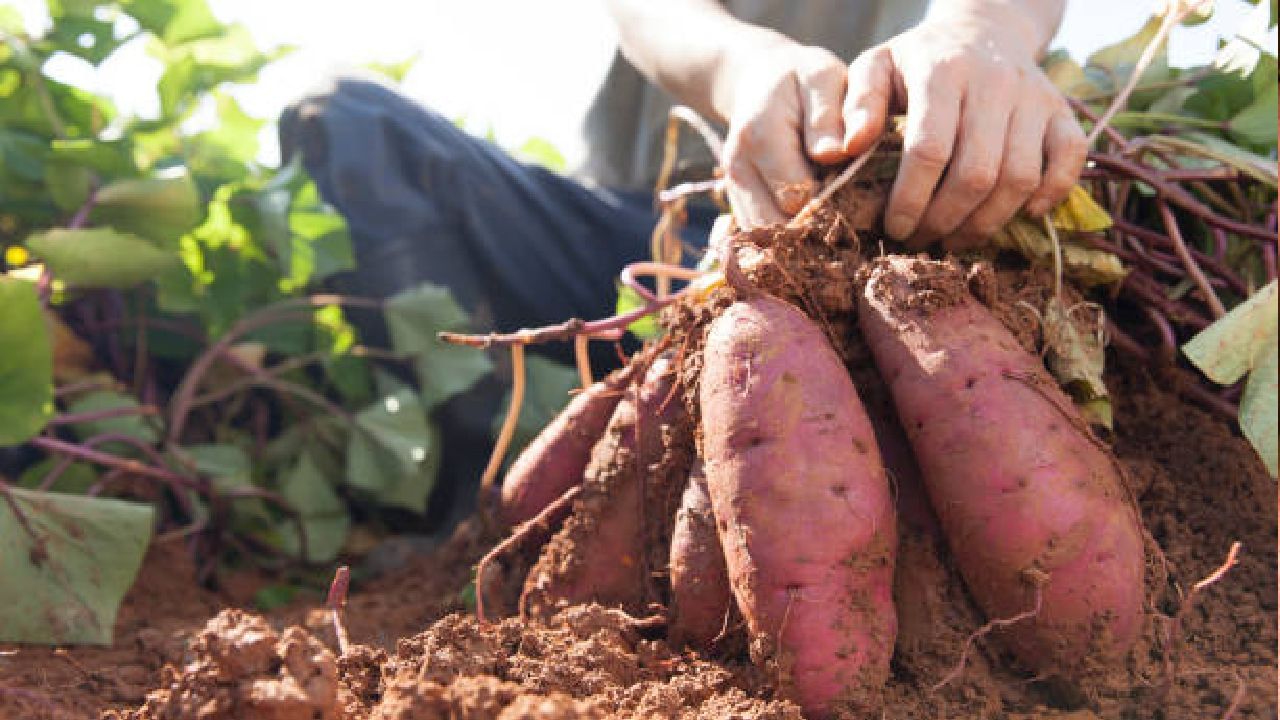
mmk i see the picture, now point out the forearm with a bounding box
[924,0,1065,59]
[604,0,788,124]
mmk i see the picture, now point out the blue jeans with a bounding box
[281,77,715,352]
[279,78,715,529]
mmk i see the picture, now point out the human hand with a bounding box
[843,12,1086,250]
[719,38,854,228]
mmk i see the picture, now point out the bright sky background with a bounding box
[7,0,1273,168]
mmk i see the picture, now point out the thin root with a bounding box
[574,335,593,390]
[476,485,583,623]
[932,587,1044,692]
[479,344,527,510]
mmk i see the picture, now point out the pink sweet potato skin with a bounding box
[858,256,1144,674]
[500,364,635,526]
[667,461,732,648]
[700,295,897,719]
[521,357,686,618]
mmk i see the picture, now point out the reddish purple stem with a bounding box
[47,404,160,427]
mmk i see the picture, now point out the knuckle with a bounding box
[1004,166,1041,196]
[929,54,964,79]
[908,137,952,171]
[957,161,999,195]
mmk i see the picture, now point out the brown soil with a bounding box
[1,182,1275,720]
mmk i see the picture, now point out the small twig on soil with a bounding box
[1157,201,1227,318]
[932,586,1044,692]
[326,565,352,655]
[574,335,593,390]
[477,485,582,624]
[478,344,527,510]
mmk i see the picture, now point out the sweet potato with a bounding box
[700,295,897,719]
[667,461,732,648]
[858,256,1144,675]
[500,363,636,525]
[521,356,689,618]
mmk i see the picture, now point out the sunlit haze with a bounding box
[8,0,1270,167]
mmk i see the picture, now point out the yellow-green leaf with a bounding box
[1183,281,1277,475]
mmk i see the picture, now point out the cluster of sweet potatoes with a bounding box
[489,248,1147,719]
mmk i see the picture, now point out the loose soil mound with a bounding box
[1,354,1273,720]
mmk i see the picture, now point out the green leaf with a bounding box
[47,138,139,177]
[44,161,93,211]
[346,388,441,513]
[1227,83,1278,148]
[17,458,97,495]
[277,449,349,563]
[122,0,222,44]
[63,390,159,454]
[1240,334,1277,477]
[362,52,420,84]
[514,137,566,172]
[26,228,180,288]
[89,169,202,247]
[0,277,53,445]
[1041,50,1101,98]
[43,15,125,65]
[0,486,153,645]
[155,25,283,118]
[180,443,271,527]
[185,93,264,181]
[0,129,48,184]
[1086,14,1171,101]
[615,282,663,339]
[384,284,493,409]
[493,355,580,457]
[1183,281,1278,476]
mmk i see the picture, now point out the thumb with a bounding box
[842,45,894,155]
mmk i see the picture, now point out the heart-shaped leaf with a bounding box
[0,486,154,645]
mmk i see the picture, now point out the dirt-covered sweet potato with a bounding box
[500,363,637,525]
[700,294,897,719]
[520,356,690,619]
[667,461,732,648]
[858,255,1145,676]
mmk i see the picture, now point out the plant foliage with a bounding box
[0,0,575,644]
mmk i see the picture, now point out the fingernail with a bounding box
[885,212,913,240]
[813,135,841,158]
[1026,199,1050,217]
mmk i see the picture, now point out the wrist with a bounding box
[921,1,1054,61]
